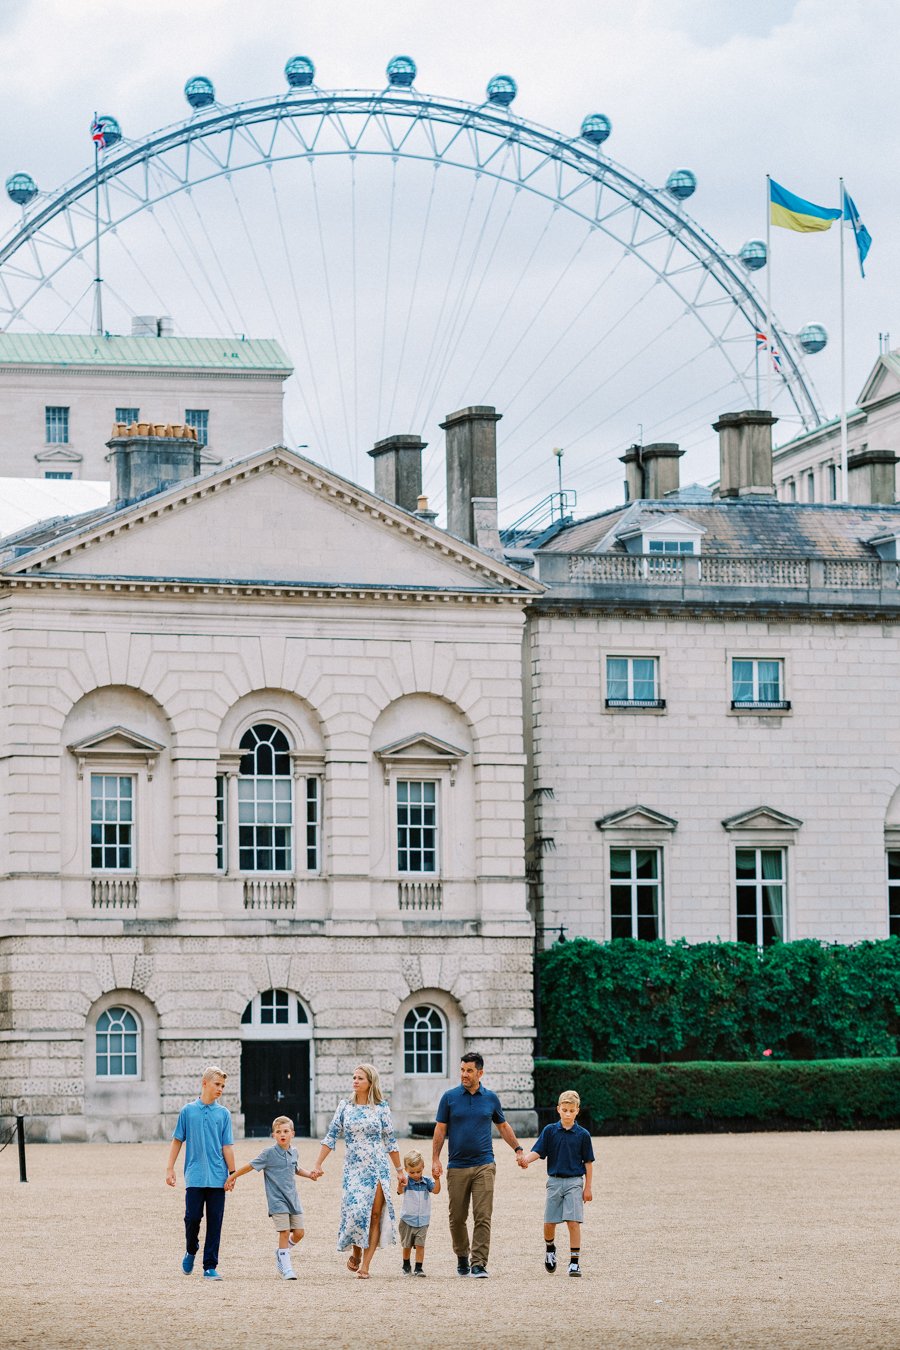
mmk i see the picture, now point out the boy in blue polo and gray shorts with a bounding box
[226,1114,318,1280]
[519,1089,594,1277]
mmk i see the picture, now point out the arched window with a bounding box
[403,1005,445,1076]
[241,988,308,1027]
[238,723,293,871]
[96,1006,140,1078]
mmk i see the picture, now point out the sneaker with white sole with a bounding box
[544,1249,557,1273]
[202,1269,222,1280]
[276,1251,297,1281]
[182,1252,195,1275]
[568,1261,582,1278]
[469,1264,489,1278]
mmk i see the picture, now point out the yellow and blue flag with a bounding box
[769,179,841,233]
[842,187,872,277]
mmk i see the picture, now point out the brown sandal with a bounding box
[347,1252,362,1272]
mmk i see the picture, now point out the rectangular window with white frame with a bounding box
[731,658,789,710]
[735,847,785,946]
[888,851,900,938]
[90,773,134,871]
[115,406,140,424]
[397,780,438,873]
[305,777,321,872]
[606,656,663,709]
[609,847,662,940]
[45,405,69,444]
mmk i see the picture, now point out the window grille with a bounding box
[96,1007,139,1078]
[403,1005,445,1075]
[90,774,134,870]
[397,781,437,873]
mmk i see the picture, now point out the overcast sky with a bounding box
[0,0,895,515]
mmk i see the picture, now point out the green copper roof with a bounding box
[0,332,293,373]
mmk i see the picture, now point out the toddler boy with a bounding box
[397,1148,440,1276]
[518,1089,594,1277]
[226,1114,317,1280]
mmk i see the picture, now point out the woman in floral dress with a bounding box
[313,1064,407,1278]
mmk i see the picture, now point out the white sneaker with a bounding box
[276,1251,298,1281]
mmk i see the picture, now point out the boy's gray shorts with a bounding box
[270,1210,303,1230]
[399,1219,428,1248]
[544,1175,584,1224]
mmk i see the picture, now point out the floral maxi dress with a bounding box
[322,1100,398,1251]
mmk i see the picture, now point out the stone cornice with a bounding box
[0,574,533,606]
[0,366,287,382]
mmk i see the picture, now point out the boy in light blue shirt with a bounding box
[165,1065,235,1280]
[396,1148,441,1276]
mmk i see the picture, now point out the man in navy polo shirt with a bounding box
[432,1052,525,1278]
[165,1065,235,1279]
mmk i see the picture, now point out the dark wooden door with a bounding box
[241,1040,311,1137]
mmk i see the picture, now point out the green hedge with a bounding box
[534,1059,900,1131]
[537,937,900,1062]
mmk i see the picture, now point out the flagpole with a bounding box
[839,176,848,501]
[765,174,772,413]
[92,113,103,336]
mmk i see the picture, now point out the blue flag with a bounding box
[842,187,872,277]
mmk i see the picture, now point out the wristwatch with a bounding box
[514,1146,523,1153]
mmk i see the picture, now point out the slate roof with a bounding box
[0,333,292,373]
[541,499,900,560]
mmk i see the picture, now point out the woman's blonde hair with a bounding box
[353,1063,384,1105]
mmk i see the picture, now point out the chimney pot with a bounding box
[368,433,426,512]
[847,448,898,504]
[442,405,501,544]
[714,410,778,498]
[106,422,202,505]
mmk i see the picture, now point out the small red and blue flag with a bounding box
[755,329,783,372]
[91,118,106,150]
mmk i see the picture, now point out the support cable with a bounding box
[306,157,354,456]
[384,162,440,434]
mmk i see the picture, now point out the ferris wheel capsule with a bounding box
[285,55,315,88]
[487,74,517,106]
[184,76,216,109]
[666,168,696,200]
[91,115,122,149]
[738,239,767,271]
[798,323,828,354]
[6,172,38,206]
[580,113,611,145]
[386,55,416,87]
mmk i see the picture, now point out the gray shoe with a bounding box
[469,1264,489,1278]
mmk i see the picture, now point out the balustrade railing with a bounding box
[91,877,139,909]
[243,879,296,910]
[562,552,900,594]
[398,880,443,912]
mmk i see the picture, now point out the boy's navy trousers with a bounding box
[184,1187,226,1271]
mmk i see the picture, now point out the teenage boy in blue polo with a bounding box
[432,1051,525,1278]
[165,1065,235,1280]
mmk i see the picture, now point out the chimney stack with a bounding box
[714,410,777,498]
[368,433,425,513]
[847,448,898,505]
[619,442,684,501]
[106,422,202,505]
[442,405,501,546]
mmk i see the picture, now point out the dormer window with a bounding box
[647,539,695,555]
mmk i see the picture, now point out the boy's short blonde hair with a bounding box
[558,1090,581,1108]
[271,1115,294,1132]
[201,1064,227,1083]
[404,1149,424,1170]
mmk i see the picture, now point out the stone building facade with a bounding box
[0,327,291,481]
[526,415,900,949]
[0,420,539,1141]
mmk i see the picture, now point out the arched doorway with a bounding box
[240,989,313,1136]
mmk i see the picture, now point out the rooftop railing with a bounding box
[536,551,900,601]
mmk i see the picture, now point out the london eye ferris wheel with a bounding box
[0,55,829,518]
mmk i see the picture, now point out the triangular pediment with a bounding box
[721,805,802,832]
[34,445,83,463]
[374,732,468,764]
[857,355,900,409]
[3,446,541,596]
[68,726,165,755]
[596,805,678,832]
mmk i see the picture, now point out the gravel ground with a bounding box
[1,1129,898,1349]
